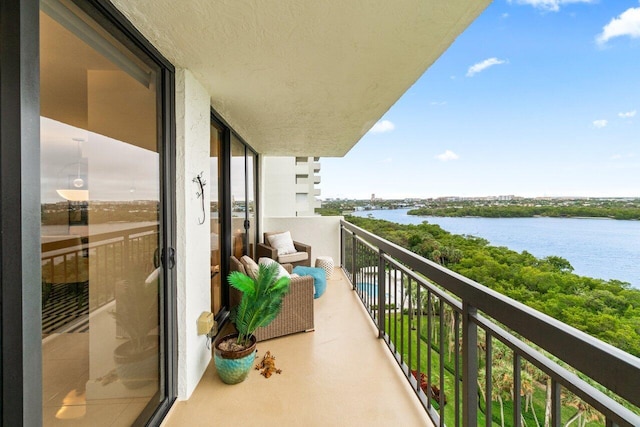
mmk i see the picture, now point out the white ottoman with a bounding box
[315,256,334,279]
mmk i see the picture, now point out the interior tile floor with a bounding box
[162,268,433,427]
[42,305,155,426]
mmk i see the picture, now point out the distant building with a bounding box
[263,156,321,216]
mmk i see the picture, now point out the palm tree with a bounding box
[484,356,537,427]
[492,363,513,427]
[444,305,457,361]
[477,341,513,427]
[522,361,546,427]
[405,278,428,330]
[520,368,536,427]
[563,392,587,427]
[563,392,603,427]
[579,405,603,427]
[544,377,552,427]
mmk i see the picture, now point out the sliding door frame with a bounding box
[62,1,178,424]
[0,0,42,425]
[211,108,259,327]
[1,0,177,424]
[211,114,230,323]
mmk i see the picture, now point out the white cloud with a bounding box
[508,0,594,12]
[380,157,393,164]
[610,153,636,160]
[369,120,395,134]
[502,13,510,19]
[430,101,447,106]
[466,58,507,77]
[618,110,637,118]
[435,150,460,162]
[596,6,640,45]
[592,119,608,128]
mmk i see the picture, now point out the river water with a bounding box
[351,209,639,289]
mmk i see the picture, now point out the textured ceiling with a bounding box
[112,0,491,156]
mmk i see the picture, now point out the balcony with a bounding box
[295,183,312,194]
[295,163,311,175]
[162,266,433,426]
[164,218,640,426]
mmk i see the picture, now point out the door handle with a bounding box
[162,247,176,269]
[153,248,161,268]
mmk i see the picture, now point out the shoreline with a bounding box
[409,214,622,221]
[352,209,639,289]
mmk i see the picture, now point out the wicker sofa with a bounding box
[229,256,315,342]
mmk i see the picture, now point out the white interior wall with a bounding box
[175,69,211,400]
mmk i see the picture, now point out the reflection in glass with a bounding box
[210,124,222,315]
[229,136,258,259]
[246,150,257,258]
[231,136,247,259]
[40,1,161,425]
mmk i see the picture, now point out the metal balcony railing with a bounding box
[340,220,640,427]
[41,224,158,334]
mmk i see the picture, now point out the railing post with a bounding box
[551,380,561,427]
[340,224,345,269]
[462,302,478,427]
[377,250,385,338]
[351,233,357,290]
[123,231,130,271]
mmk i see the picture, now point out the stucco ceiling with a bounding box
[112,0,491,156]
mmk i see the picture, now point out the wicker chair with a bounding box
[229,256,315,342]
[256,231,311,267]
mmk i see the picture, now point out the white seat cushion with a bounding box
[278,252,308,264]
[258,257,291,279]
[267,231,297,256]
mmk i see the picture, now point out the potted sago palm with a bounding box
[214,262,290,384]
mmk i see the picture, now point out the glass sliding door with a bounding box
[39,1,169,425]
[230,134,258,259]
[246,150,257,258]
[230,135,248,258]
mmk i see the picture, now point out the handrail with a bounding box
[40,223,160,335]
[41,224,158,253]
[340,219,640,411]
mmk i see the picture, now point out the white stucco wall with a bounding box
[175,69,211,400]
[262,216,343,266]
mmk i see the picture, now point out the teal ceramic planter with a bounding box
[214,333,257,384]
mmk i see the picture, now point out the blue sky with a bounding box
[321,0,640,199]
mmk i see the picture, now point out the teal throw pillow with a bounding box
[292,266,326,298]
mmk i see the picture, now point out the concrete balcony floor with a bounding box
[162,268,433,426]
